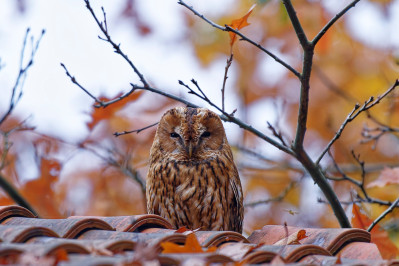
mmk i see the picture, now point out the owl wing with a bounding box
[229,170,243,232]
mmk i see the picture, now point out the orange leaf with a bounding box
[367,167,399,188]
[227,5,255,47]
[296,229,308,241]
[175,226,190,233]
[161,233,216,253]
[351,204,399,259]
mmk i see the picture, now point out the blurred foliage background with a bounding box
[0,0,399,257]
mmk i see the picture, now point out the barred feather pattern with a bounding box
[146,107,243,233]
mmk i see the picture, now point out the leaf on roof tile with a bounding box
[274,229,308,245]
[175,226,190,234]
[248,225,370,254]
[242,244,331,264]
[161,233,217,253]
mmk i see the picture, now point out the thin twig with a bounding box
[267,122,287,146]
[221,53,234,112]
[61,63,139,108]
[316,80,399,164]
[368,197,399,232]
[178,0,301,78]
[312,0,361,46]
[84,0,149,88]
[81,143,146,195]
[0,29,45,125]
[114,122,159,137]
[131,82,294,155]
[316,104,360,164]
[281,0,313,150]
[60,63,98,102]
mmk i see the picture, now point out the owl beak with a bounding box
[187,142,194,158]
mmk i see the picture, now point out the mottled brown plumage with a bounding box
[146,107,243,233]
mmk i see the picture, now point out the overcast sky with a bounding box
[1,0,398,143]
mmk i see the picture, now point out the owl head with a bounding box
[151,107,228,161]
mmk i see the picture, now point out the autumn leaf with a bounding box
[161,233,217,253]
[175,226,191,234]
[296,229,308,241]
[175,226,200,234]
[351,204,399,259]
[227,4,255,47]
[367,167,399,188]
[274,229,308,245]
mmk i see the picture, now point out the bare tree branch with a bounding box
[0,28,45,125]
[368,197,399,232]
[83,0,149,88]
[317,80,399,164]
[114,122,159,137]
[81,143,146,196]
[312,0,361,46]
[221,53,234,112]
[282,0,309,48]
[60,63,98,102]
[176,80,295,155]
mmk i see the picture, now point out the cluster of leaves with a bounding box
[1,0,399,259]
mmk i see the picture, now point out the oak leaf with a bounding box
[227,5,255,47]
[161,233,217,253]
[351,204,399,259]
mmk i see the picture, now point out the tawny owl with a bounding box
[146,107,243,233]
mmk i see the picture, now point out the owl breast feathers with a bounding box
[146,107,244,233]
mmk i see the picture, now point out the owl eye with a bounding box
[201,131,211,138]
[170,132,180,138]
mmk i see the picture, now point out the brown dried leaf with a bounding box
[161,233,216,253]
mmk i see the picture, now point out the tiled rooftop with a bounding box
[0,205,395,265]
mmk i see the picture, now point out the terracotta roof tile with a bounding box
[3,217,115,239]
[69,214,173,232]
[0,205,389,265]
[248,224,371,254]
